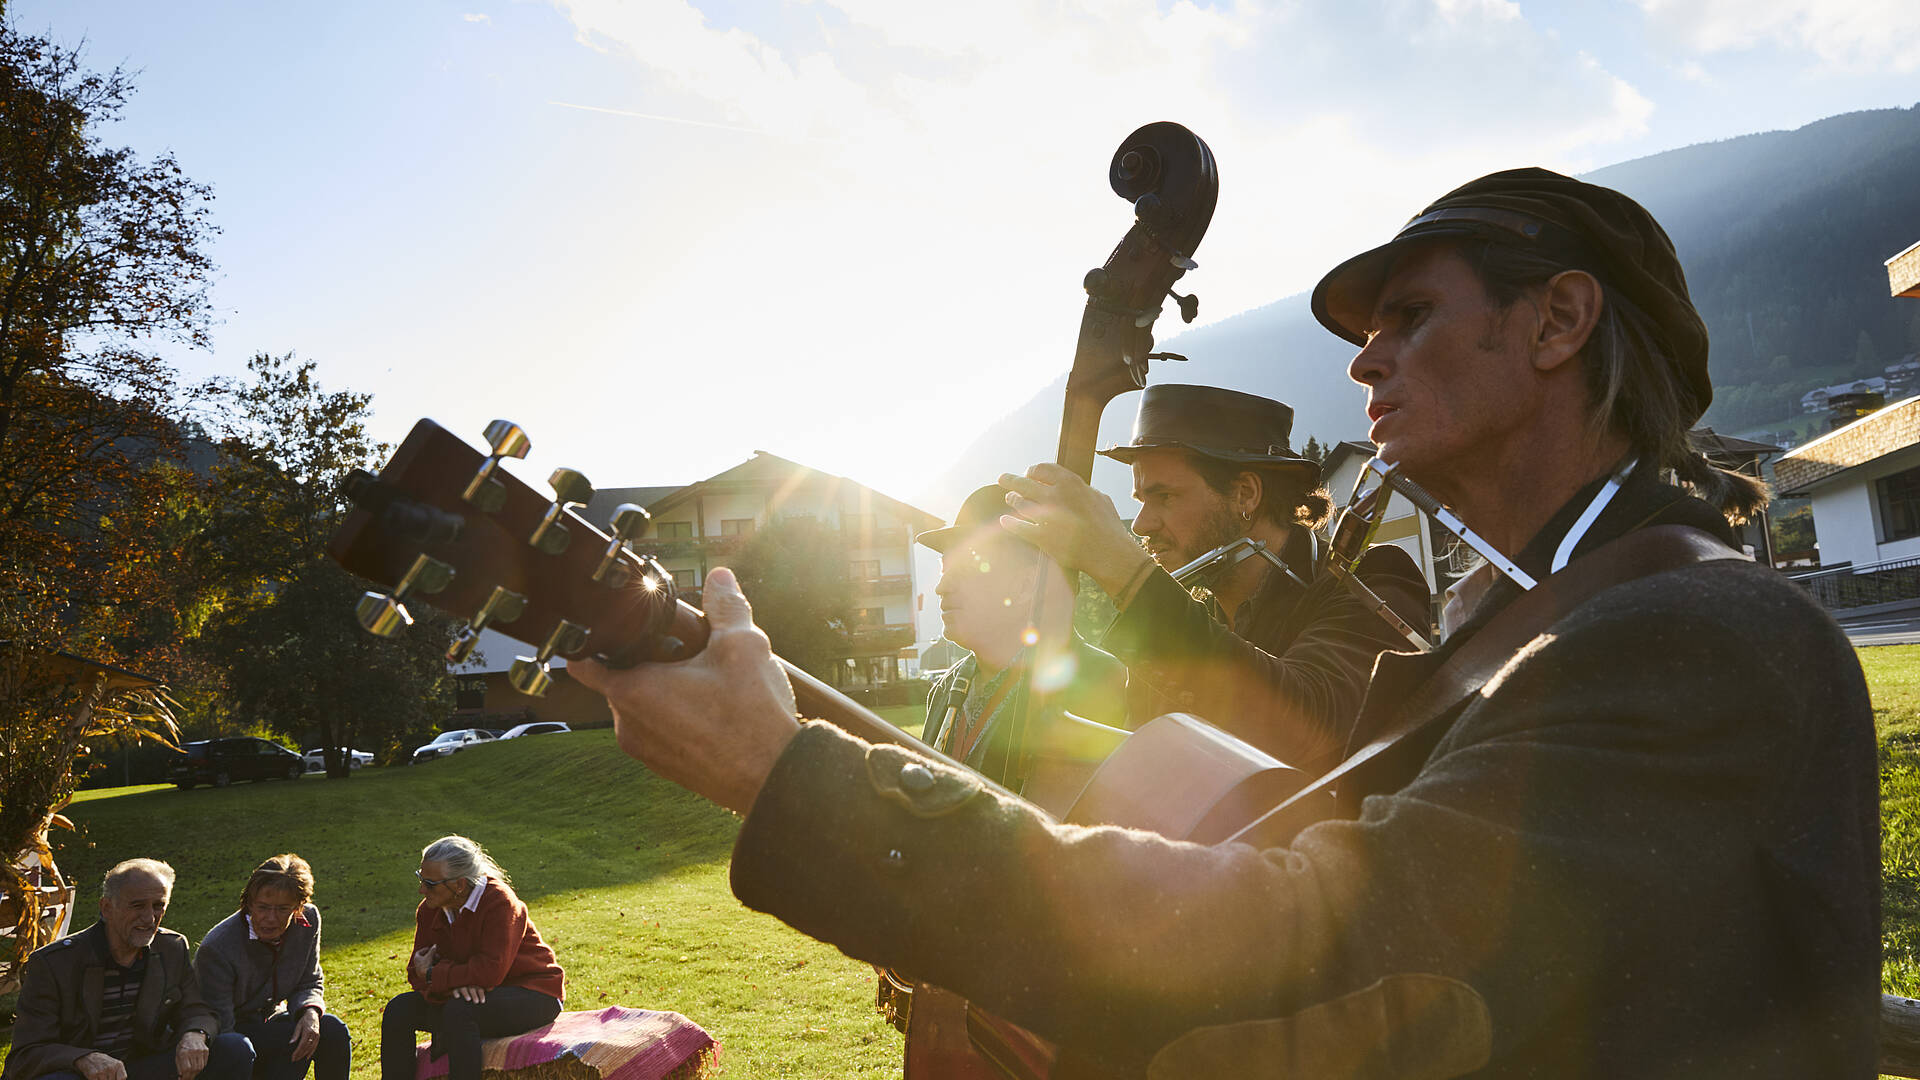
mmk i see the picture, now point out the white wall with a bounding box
[1807,442,1920,567]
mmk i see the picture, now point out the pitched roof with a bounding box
[628,451,942,530]
[1773,396,1920,495]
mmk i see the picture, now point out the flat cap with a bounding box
[1310,167,1711,421]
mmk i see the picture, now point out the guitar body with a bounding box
[961,713,1328,1079]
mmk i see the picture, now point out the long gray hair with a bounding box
[421,835,510,887]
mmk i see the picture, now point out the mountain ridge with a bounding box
[915,103,1920,516]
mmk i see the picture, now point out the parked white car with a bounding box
[500,722,571,739]
[302,747,373,772]
[410,728,494,764]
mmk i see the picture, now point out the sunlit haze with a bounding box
[12,0,1917,516]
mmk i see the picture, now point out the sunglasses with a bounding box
[414,869,455,888]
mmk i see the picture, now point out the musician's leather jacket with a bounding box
[728,471,1880,1078]
[1103,532,1430,776]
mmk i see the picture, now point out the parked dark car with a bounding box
[170,738,305,789]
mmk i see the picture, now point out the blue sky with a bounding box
[12,0,1918,514]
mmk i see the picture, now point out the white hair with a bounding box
[420,835,509,886]
[102,858,176,901]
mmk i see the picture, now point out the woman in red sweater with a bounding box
[379,836,565,1080]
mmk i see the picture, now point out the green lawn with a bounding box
[13,660,1920,1074]
[4,708,928,1079]
[1868,645,1920,998]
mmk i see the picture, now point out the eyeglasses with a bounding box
[414,870,455,888]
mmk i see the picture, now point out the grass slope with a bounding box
[1867,645,1920,997]
[14,658,1920,1071]
[4,716,924,1079]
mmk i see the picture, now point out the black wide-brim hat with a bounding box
[1309,166,1711,422]
[915,483,1024,554]
[1097,384,1319,476]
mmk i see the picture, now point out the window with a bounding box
[1879,464,1920,542]
[850,607,885,627]
[850,559,881,580]
[721,518,755,536]
[455,676,486,711]
[670,567,700,588]
[658,521,694,539]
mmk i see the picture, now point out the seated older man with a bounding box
[3,859,253,1080]
[194,855,349,1080]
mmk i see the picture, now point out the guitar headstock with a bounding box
[327,419,709,696]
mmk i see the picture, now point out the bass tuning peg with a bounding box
[355,554,454,638]
[446,585,528,663]
[461,420,531,513]
[508,619,589,697]
[529,468,593,555]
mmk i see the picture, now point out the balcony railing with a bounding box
[852,574,912,596]
[842,524,912,549]
[632,534,748,559]
[846,623,914,651]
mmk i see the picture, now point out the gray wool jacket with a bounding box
[3,923,216,1080]
[192,905,326,1029]
[729,473,1880,1078]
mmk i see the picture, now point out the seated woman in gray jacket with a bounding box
[193,856,349,1080]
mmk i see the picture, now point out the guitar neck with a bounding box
[781,656,943,757]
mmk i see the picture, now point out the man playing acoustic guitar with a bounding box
[574,169,1878,1077]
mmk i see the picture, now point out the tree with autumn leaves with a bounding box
[0,21,453,970]
[0,22,214,972]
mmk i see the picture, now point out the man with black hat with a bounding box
[914,483,1129,791]
[996,384,1429,776]
[575,167,1879,1076]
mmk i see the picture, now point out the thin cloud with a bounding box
[1636,0,1920,74]
[546,100,792,137]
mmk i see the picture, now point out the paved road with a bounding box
[1837,610,1920,647]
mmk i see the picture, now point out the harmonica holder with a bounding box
[1330,457,1538,593]
[1170,536,1310,592]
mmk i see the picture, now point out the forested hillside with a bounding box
[921,104,1920,512]
[1593,105,1920,433]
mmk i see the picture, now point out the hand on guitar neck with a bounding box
[570,566,800,816]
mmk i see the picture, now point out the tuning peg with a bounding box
[461,420,531,513]
[445,585,528,663]
[355,554,455,638]
[1171,289,1199,322]
[591,503,650,587]
[508,619,589,697]
[528,468,593,555]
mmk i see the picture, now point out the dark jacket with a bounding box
[3,922,218,1080]
[193,905,326,1030]
[923,635,1130,789]
[1103,532,1430,775]
[727,473,1880,1078]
